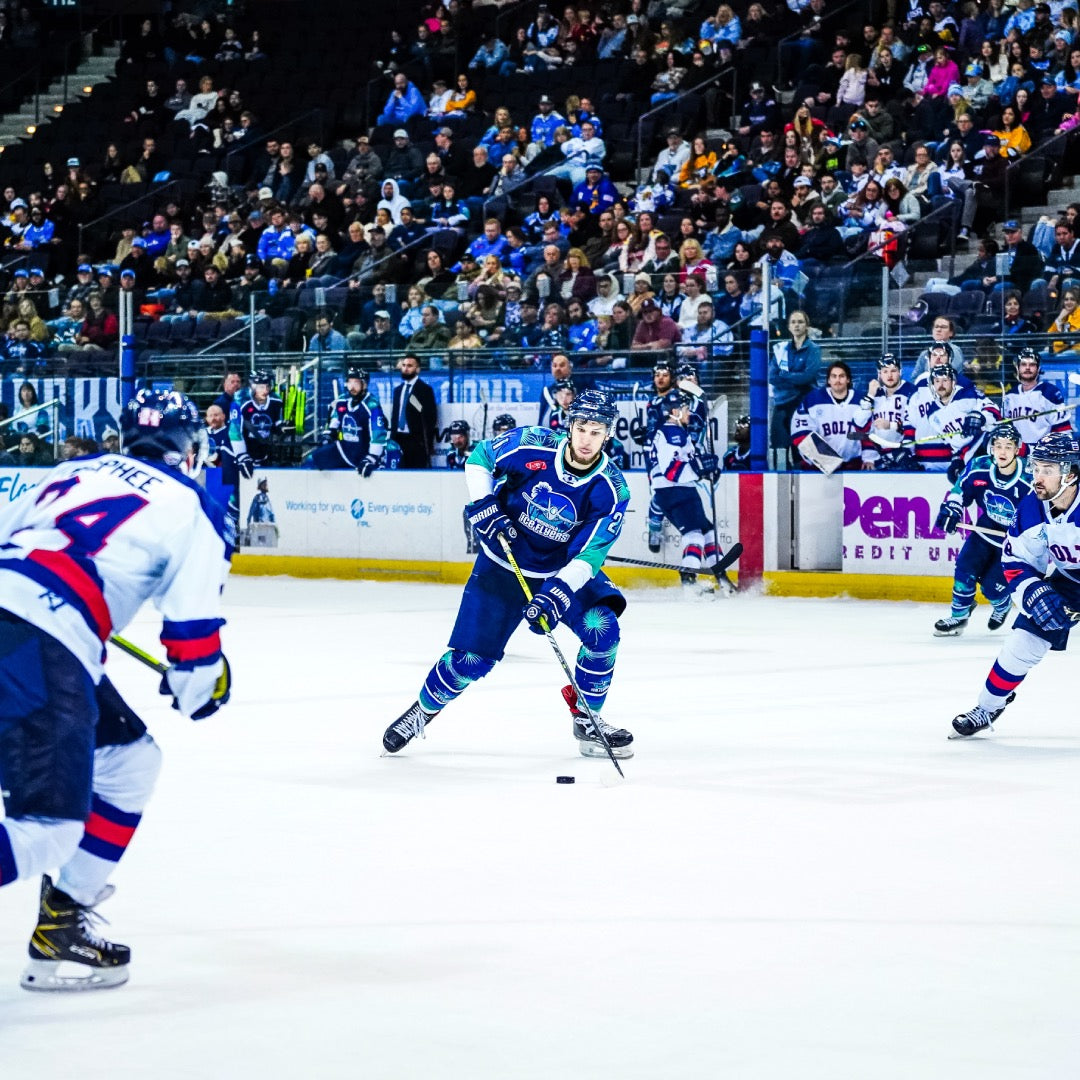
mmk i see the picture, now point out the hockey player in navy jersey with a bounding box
[849,353,918,469]
[0,388,231,991]
[951,433,1080,737]
[647,388,724,598]
[791,361,863,471]
[384,390,635,759]
[305,366,388,473]
[901,362,1000,477]
[238,369,285,466]
[1002,346,1072,446]
[723,414,751,471]
[445,419,472,468]
[491,413,517,437]
[932,423,1033,636]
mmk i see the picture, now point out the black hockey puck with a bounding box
[556,775,576,784]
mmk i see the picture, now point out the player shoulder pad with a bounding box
[1012,492,1048,534]
[1038,380,1066,402]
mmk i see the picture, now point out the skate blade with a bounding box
[933,628,965,637]
[577,740,634,760]
[21,959,129,992]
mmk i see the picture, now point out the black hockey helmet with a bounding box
[250,369,272,386]
[653,358,675,374]
[492,413,517,435]
[345,365,367,382]
[552,377,575,393]
[929,362,956,381]
[1031,431,1080,472]
[877,352,901,370]
[990,422,1022,448]
[122,388,202,470]
[734,413,750,429]
[676,361,698,381]
[568,388,617,428]
[448,419,470,437]
[1014,346,1040,371]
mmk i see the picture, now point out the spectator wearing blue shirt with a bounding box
[468,33,509,72]
[377,73,426,129]
[571,163,619,215]
[463,218,512,265]
[307,313,348,354]
[529,94,566,148]
[566,297,600,352]
[21,207,55,249]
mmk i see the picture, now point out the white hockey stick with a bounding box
[954,522,1008,539]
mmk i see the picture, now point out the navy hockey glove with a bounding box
[236,452,255,479]
[1022,582,1073,632]
[357,455,378,478]
[962,412,986,439]
[947,457,966,483]
[466,493,518,547]
[524,577,574,634]
[935,498,963,534]
[695,452,721,483]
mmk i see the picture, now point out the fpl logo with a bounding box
[350,499,365,520]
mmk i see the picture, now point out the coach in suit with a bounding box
[391,351,438,468]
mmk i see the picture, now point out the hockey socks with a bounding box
[573,606,620,714]
[418,649,496,713]
[976,628,1051,713]
[57,735,161,907]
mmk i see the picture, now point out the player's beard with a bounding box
[566,441,601,469]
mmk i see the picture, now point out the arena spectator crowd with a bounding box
[1,0,1079,470]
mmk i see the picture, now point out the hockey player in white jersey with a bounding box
[791,361,862,471]
[0,388,232,991]
[647,388,724,598]
[849,353,918,469]
[1001,346,1072,446]
[950,433,1080,737]
[901,360,1000,477]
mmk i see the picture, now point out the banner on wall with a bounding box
[235,469,740,570]
[2,377,122,446]
[842,473,965,575]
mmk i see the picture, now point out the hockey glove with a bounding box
[695,452,721,483]
[357,455,378,478]
[935,498,963,534]
[158,656,232,720]
[947,457,966,483]
[524,577,574,634]
[962,411,986,439]
[1022,582,1073,632]
[236,452,255,479]
[466,493,518,547]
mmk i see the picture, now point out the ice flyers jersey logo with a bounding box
[519,481,577,541]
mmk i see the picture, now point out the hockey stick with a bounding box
[954,522,1008,539]
[608,542,744,577]
[496,534,624,779]
[109,635,169,675]
[868,401,1080,448]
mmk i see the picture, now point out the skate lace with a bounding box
[578,713,617,737]
[393,705,428,741]
[76,907,112,950]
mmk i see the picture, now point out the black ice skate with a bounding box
[949,692,1016,739]
[934,615,970,636]
[562,684,634,759]
[383,700,438,753]
[714,569,738,596]
[648,529,662,553]
[21,875,129,992]
[988,601,1012,631]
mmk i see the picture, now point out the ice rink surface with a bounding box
[2,576,1079,1080]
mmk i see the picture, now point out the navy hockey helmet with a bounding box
[345,366,367,382]
[877,352,901,370]
[990,422,1022,448]
[929,362,956,381]
[676,361,698,381]
[734,413,750,429]
[1030,431,1080,472]
[448,419,470,437]
[552,377,576,393]
[653,358,675,374]
[662,388,695,412]
[492,413,517,435]
[121,388,202,469]
[250,369,272,386]
[567,388,617,428]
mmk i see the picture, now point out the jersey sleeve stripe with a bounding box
[161,619,224,666]
[22,549,112,641]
